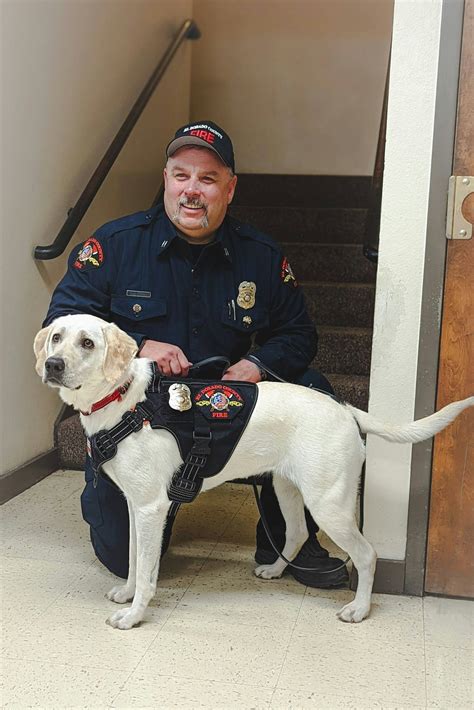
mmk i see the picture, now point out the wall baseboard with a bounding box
[0,449,59,504]
[351,558,407,595]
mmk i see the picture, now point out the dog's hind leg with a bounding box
[307,501,376,623]
[106,499,169,630]
[254,476,308,580]
[106,498,137,604]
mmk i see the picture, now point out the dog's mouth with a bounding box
[44,377,81,391]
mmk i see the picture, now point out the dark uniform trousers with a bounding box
[81,368,334,579]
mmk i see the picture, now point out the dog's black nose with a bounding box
[44,357,65,376]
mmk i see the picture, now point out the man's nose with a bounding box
[184,178,200,194]
[44,357,65,377]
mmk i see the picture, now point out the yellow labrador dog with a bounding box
[34,314,473,630]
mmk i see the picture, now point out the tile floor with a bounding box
[1,470,473,709]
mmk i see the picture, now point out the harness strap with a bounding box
[89,399,156,487]
[167,404,212,504]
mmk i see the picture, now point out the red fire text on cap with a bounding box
[190,129,215,144]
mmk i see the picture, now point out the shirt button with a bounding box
[145,214,152,220]
[192,327,198,335]
[193,288,199,296]
[132,304,142,313]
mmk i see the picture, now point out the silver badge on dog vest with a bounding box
[168,383,192,412]
[237,281,256,309]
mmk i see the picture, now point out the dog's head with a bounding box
[34,314,138,404]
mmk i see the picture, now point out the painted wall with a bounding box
[0,0,192,475]
[364,0,446,560]
[191,0,393,175]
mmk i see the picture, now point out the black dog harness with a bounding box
[88,363,258,515]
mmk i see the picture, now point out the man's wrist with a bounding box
[137,338,148,355]
[244,357,267,381]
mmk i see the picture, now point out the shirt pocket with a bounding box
[110,295,167,321]
[220,304,269,334]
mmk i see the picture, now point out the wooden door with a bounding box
[425,0,474,597]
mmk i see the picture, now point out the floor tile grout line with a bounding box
[422,596,429,709]
[2,556,100,632]
[269,581,309,705]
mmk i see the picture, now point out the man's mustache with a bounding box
[179,197,207,210]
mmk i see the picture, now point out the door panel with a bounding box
[425,0,474,597]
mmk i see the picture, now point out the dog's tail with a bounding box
[346,396,474,444]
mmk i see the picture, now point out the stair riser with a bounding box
[303,284,375,328]
[327,375,369,410]
[229,206,366,244]
[233,175,371,208]
[285,244,376,283]
[313,329,372,376]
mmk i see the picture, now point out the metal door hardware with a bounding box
[446,176,473,240]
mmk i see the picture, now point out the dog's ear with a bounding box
[102,323,138,383]
[33,324,53,376]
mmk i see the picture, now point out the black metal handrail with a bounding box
[34,19,200,260]
[363,49,391,264]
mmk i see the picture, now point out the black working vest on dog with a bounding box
[88,363,259,504]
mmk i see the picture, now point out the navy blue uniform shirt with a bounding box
[44,205,317,381]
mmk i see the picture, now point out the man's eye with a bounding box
[202,177,215,184]
[82,338,94,349]
[175,173,188,180]
[52,333,61,343]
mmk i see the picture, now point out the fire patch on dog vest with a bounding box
[195,384,244,420]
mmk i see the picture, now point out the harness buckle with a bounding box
[191,432,212,457]
[91,431,117,462]
[121,409,145,432]
[135,400,155,421]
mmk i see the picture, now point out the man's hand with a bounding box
[222,359,262,383]
[138,340,192,377]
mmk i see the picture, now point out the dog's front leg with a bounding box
[106,500,169,630]
[106,498,137,604]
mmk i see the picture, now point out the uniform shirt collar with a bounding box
[157,211,233,263]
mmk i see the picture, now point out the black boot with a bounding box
[255,536,349,589]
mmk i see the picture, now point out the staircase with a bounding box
[56,174,376,470]
[230,174,376,409]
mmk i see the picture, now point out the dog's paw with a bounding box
[254,563,284,580]
[106,607,142,630]
[106,584,135,604]
[336,601,370,623]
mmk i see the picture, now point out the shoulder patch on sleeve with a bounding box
[280,257,298,287]
[73,237,104,270]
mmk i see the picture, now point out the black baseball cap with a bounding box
[166,120,235,172]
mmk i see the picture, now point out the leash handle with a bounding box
[252,484,351,573]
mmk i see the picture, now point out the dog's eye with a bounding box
[82,338,95,349]
[52,333,61,343]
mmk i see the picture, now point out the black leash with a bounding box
[252,483,350,573]
[245,356,364,571]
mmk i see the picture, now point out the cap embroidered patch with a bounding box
[281,257,297,287]
[74,237,104,270]
[195,384,244,420]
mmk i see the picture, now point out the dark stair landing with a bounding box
[56,174,375,470]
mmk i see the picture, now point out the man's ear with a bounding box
[33,324,53,376]
[102,323,138,384]
[227,174,237,204]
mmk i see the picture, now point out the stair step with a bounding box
[302,282,375,328]
[283,243,376,283]
[57,414,86,471]
[327,374,369,410]
[229,206,367,244]
[233,174,371,208]
[312,326,372,376]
